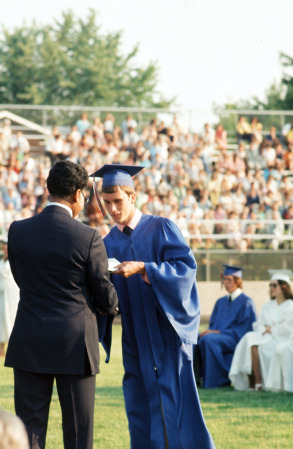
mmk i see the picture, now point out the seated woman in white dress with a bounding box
[229,270,293,391]
[266,328,293,393]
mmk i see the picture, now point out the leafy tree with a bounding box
[213,52,293,132]
[0,9,172,108]
[278,52,293,110]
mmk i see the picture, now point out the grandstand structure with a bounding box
[0,105,292,281]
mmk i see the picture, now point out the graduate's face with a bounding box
[269,281,281,299]
[102,189,136,225]
[222,275,238,293]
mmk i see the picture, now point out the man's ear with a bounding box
[130,192,136,204]
[72,189,79,203]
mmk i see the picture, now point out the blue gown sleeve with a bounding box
[96,313,114,363]
[144,219,200,344]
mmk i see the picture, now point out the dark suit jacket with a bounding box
[5,205,118,375]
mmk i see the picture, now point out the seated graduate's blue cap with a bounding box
[90,164,144,188]
[222,264,244,278]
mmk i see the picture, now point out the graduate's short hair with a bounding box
[47,161,88,198]
[234,277,243,289]
[102,185,134,195]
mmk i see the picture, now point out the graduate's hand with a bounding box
[112,261,146,278]
[199,329,220,338]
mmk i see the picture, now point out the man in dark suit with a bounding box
[5,161,118,449]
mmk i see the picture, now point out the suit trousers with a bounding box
[14,368,96,449]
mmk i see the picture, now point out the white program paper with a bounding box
[108,258,121,272]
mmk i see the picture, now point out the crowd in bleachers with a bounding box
[1,112,293,251]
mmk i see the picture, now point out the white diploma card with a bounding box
[108,258,121,272]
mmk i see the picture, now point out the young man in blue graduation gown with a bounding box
[197,265,256,388]
[90,164,216,449]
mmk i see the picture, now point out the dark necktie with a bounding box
[123,226,133,236]
[228,295,232,302]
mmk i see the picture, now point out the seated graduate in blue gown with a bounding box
[90,164,216,449]
[196,265,256,389]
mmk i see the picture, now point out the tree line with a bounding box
[0,9,172,109]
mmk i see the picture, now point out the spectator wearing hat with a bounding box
[229,270,293,391]
[195,265,256,388]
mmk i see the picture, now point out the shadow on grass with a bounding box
[198,386,293,413]
[95,386,123,397]
[0,385,14,398]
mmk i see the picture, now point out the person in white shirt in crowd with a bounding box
[45,132,67,165]
[4,166,19,186]
[123,126,140,147]
[200,123,215,173]
[121,115,137,136]
[246,135,263,170]
[103,113,115,133]
[261,142,276,168]
[68,125,82,148]
[10,131,30,154]
[1,119,12,144]
[229,270,293,391]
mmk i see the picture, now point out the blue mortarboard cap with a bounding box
[90,164,144,187]
[222,264,244,278]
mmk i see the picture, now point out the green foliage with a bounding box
[279,52,293,110]
[213,102,240,133]
[1,325,293,449]
[0,10,172,108]
[214,51,293,129]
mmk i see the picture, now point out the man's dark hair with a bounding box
[47,161,88,198]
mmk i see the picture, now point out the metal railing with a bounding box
[184,219,293,241]
[1,218,292,241]
[1,104,293,131]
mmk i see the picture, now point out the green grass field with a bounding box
[1,325,293,449]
